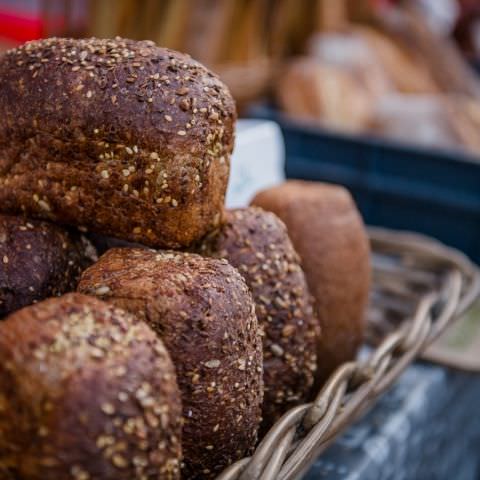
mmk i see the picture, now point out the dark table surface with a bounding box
[305,362,480,480]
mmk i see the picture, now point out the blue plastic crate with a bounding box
[249,106,480,263]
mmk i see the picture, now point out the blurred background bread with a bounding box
[195,207,319,430]
[252,181,371,383]
[0,214,97,318]
[0,293,183,479]
[78,248,263,479]
[276,57,374,132]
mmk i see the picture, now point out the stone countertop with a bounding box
[305,362,480,480]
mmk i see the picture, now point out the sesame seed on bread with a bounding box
[0,293,182,479]
[252,181,371,383]
[196,207,319,430]
[78,249,263,479]
[0,214,97,318]
[0,37,236,248]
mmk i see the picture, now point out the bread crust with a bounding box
[0,214,97,318]
[0,293,182,479]
[252,181,371,383]
[196,207,319,429]
[78,249,263,479]
[0,37,236,248]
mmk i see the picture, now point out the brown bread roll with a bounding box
[252,181,371,383]
[0,293,182,480]
[196,207,319,429]
[78,249,263,479]
[0,37,236,248]
[0,214,97,318]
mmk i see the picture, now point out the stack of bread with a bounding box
[0,37,370,480]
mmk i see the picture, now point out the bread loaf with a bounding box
[0,214,97,318]
[78,249,263,479]
[0,293,182,479]
[0,37,236,248]
[196,207,319,429]
[252,181,371,383]
[277,57,374,132]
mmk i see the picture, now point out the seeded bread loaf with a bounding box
[252,181,371,383]
[196,207,319,429]
[0,37,236,248]
[0,293,182,480]
[78,249,263,479]
[0,214,97,318]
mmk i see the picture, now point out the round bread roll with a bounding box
[252,181,371,383]
[0,37,236,248]
[78,249,263,479]
[196,207,319,429]
[0,214,97,318]
[0,293,182,480]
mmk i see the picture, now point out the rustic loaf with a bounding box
[0,214,97,318]
[196,207,319,429]
[0,37,236,248]
[78,248,263,479]
[277,57,374,132]
[0,293,182,480]
[252,181,371,383]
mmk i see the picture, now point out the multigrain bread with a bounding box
[0,37,236,248]
[0,214,97,318]
[196,207,319,429]
[78,249,263,479]
[0,293,182,480]
[252,181,371,383]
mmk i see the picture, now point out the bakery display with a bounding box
[252,181,371,383]
[0,37,236,248]
[0,29,385,479]
[77,248,263,479]
[195,207,319,429]
[0,293,182,480]
[0,214,97,318]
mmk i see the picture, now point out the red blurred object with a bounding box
[0,10,43,43]
[0,0,86,46]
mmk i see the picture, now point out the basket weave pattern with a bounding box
[216,228,480,480]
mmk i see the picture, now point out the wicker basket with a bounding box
[216,227,480,480]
